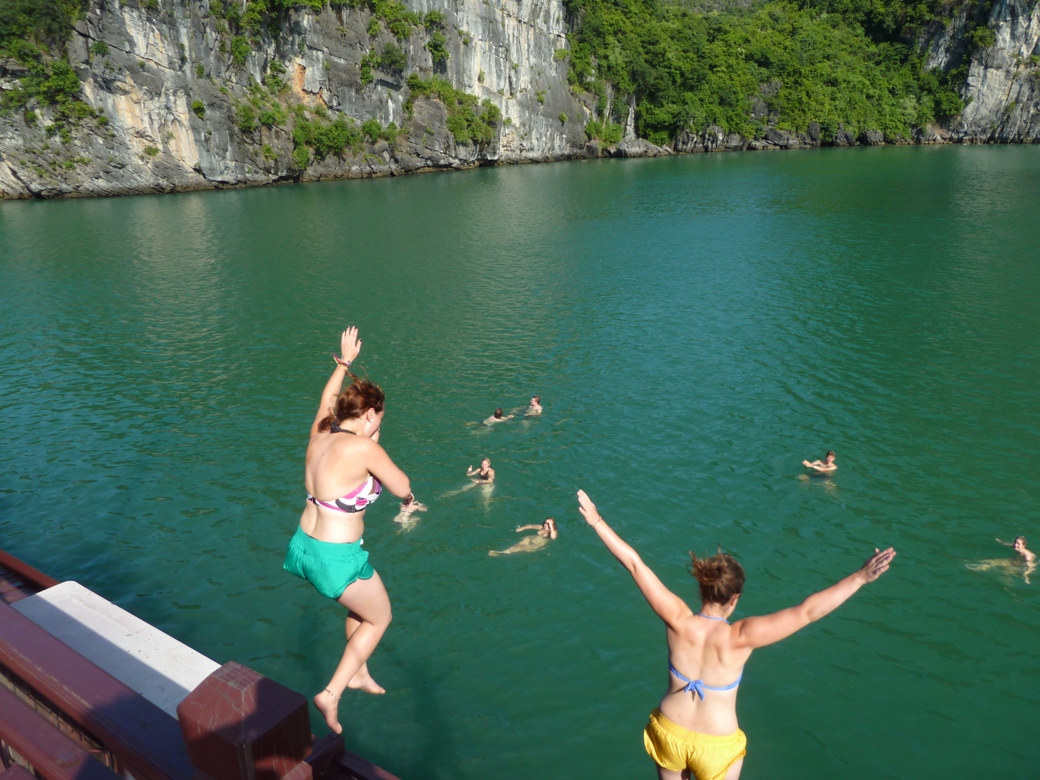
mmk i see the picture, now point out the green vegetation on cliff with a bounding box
[0,0,98,135]
[406,75,502,143]
[566,0,971,144]
[0,0,80,47]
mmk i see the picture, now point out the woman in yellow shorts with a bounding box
[576,490,895,780]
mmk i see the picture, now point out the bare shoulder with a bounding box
[354,435,385,456]
[669,607,702,638]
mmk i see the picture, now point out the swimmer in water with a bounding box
[526,396,543,416]
[283,327,420,735]
[483,408,514,425]
[576,489,894,780]
[467,458,495,483]
[991,536,1036,584]
[803,450,837,474]
[489,518,558,556]
[392,499,428,533]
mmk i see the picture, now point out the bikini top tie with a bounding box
[668,613,744,700]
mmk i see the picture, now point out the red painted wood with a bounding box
[177,661,312,780]
[0,765,37,779]
[0,578,37,606]
[304,732,344,775]
[0,682,121,780]
[0,601,194,780]
[0,549,59,592]
[333,751,404,780]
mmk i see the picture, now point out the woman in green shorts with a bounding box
[284,327,419,735]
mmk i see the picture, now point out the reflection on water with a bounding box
[797,473,839,497]
[2,146,1040,779]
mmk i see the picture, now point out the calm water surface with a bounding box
[1,146,1039,778]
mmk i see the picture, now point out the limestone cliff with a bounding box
[0,0,1038,199]
[925,0,1040,143]
[0,0,589,198]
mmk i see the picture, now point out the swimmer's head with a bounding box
[532,396,541,404]
[826,451,836,462]
[689,551,745,606]
[481,458,491,469]
[1013,536,1027,551]
[544,518,558,537]
[494,408,504,418]
[318,375,385,432]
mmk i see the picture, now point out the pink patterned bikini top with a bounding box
[308,475,382,513]
[308,421,383,513]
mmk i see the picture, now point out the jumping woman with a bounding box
[284,327,419,734]
[576,489,894,780]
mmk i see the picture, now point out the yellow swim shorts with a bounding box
[643,708,747,780]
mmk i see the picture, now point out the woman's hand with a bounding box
[335,326,362,366]
[577,489,603,527]
[858,547,896,583]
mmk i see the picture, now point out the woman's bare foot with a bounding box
[313,689,342,734]
[347,669,386,695]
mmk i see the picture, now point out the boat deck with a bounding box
[0,548,400,780]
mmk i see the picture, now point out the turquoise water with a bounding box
[1,146,1038,778]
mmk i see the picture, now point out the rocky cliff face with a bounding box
[1,0,1038,200]
[925,0,1040,143]
[0,0,589,198]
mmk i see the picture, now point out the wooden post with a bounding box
[177,662,315,780]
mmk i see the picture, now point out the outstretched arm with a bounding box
[515,524,542,532]
[310,327,362,435]
[577,490,692,630]
[733,548,895,650]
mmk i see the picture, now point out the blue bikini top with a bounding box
[668,613,744,700]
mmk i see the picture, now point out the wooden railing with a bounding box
[0,550,58,607]
[0,682,121,779]
[0,600,194,779]
[0,549,400,780]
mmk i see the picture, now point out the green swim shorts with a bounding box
[283,526,375,600]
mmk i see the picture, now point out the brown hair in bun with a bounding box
[689,550,745,605]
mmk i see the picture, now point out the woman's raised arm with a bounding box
[733,547,895,650]
[578,490,692,631]
[310,327,363,435]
